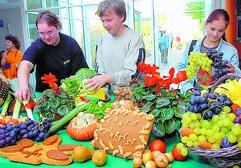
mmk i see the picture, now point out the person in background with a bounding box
[177,9,241,94]
[1,35,23,79]
[85,0,144,91]
[15,10,88,101]
[159,30,169,64]
[0,50,4,68]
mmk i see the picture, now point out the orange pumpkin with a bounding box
[66,112,98,141]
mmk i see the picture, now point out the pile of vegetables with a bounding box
[33,88,75,121]
[60,68,96,97]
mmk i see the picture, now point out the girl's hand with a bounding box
[226,64,235,73]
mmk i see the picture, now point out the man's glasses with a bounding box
[38,30,55,37]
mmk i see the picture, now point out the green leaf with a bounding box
[175,103,187,118]
[152,121,165,137]
[152,108,161,117]
[142,101,153,113]
[155,97,170,108]
[142,94,156,101]
[164,119,177,134]
[160,108,174,120]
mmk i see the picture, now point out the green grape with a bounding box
[211,115,219,123]
[222,106,231,113]
[212,125,220,132]
[237,142,241,150]
[193,128,201,134]
[200,120,211,129]
[228,113,236,121]
[199,128,207,135]
[211,143,220,150]
[189,134,198,141]
[198,135,206,142]
[222,118,232,128]
[206,129,215,137]
[213,133,222,142]
[227,134,237,143]
[186,140,193,147]
[193,141,199,147]
[207,137,216,144]
[181,136,189,143]
[231,124,241,136]
[221,127,230,134]
[190,113,199,121]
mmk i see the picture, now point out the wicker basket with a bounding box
[188,73,241,167]
[189,146,241,167]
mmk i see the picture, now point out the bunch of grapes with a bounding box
[206,51,229,81]
[181,110,241,150]
[186,90,232,120]
[186,52,213,79]
[0,118,52,147]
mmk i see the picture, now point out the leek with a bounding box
[22,100,35,120]
[1,93,12,116]
[12,99,21,119]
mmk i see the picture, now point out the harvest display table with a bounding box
[0,129,213,168]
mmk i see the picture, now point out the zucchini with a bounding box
[48,102,89,135]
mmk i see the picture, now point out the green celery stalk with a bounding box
[48,102,89,135]
[1,93,13,116]
[12,99,22,119]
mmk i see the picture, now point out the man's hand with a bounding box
[85,74,112,91]
[14,87,31,101]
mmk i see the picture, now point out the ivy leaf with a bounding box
[161,108,174,120]
[164,118,177,134]
[142,101,153,113]
[142,94,156,101]
[155,97,170,108]
[152,121,165,137]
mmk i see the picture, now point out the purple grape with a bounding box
[235,108,241,116]
[221,138,232,148]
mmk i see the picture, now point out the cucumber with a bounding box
[48,102,89,135]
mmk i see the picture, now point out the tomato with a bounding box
[149,139,166,153]
[171,146,187,161]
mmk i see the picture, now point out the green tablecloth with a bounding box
[0,92,214,167]
[0,129,214,168]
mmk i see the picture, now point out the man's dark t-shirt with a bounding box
[24,33,88,92]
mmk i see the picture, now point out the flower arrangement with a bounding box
[131,63,191,137]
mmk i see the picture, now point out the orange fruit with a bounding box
[92,150,107,166]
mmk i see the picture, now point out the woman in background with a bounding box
[1,35,23,79]
[177,9,240,93]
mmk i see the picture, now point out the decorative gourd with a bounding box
[66,112,97,141]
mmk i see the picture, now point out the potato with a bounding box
[145,160,157,168]
[142,151,153,164]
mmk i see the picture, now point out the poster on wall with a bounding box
[0,19,3,28]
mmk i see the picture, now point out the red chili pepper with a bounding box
[24,100,36,109]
